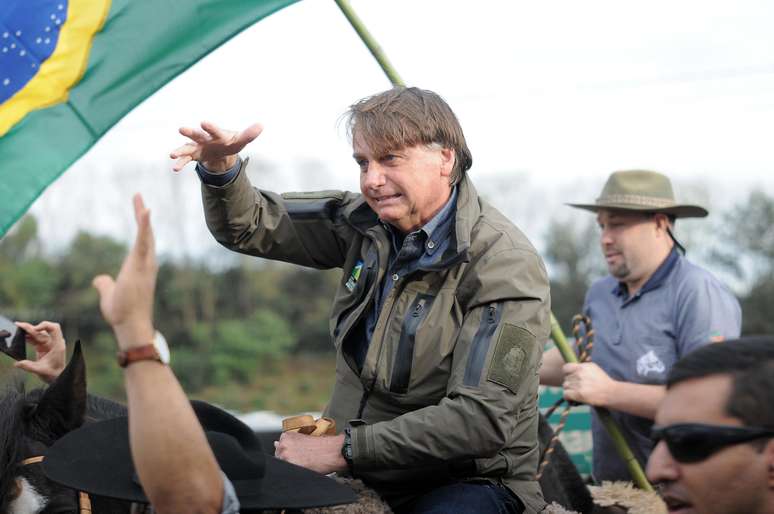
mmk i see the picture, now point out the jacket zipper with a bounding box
[389,296,432,394]
[463,302,501,387]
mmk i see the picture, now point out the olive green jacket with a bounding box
[201,159,551,513]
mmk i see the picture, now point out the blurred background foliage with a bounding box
[0,218,340,412]
[2,190,773,412]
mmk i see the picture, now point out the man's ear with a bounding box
[439,147,455,179]
[653,213,671,232]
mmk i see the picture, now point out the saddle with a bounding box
[282,415,337,436]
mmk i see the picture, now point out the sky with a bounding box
[22,0,774,265]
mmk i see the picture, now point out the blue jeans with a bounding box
[396,481,524,514]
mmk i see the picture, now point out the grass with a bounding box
[194,354,337,414]
[0,353,338,416]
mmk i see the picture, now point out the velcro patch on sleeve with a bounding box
[487,324,536,393]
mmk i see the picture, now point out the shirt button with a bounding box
[427,241,436,249]
[392,273,399,281]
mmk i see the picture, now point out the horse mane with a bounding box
[86,394,127,421]
[538,413,597,514]
[0,381,29,511]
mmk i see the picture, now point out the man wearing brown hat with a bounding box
[540,170,741,483]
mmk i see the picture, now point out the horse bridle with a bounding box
[19,456,92,514]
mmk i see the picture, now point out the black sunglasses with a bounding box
[651,423,774,463]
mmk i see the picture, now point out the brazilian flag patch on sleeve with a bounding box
[487,324,536,393]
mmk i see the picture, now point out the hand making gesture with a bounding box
[92,194,157,350]
[170,121,263,173]
[14,320,67,383]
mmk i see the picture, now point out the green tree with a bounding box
[274,267,339,353]
[178,310,296,389]
[711,190,774,334]
[0,216,57,314]
[543,216,605,332]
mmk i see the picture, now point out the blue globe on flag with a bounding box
[0,0,109,136]
[0,1,67,103]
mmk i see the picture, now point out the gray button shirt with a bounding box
[583,249,741,481]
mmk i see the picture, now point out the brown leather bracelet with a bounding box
[117,345,162,368]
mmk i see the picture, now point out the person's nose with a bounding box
[599,227,614,248]
[362,163,386,191]
[646,441,680,484]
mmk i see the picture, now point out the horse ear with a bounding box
[34,341,87,436]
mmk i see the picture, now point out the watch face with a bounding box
[154,331,171,364]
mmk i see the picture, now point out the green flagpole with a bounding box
[333,0,404,87]
[551,313,654,491]
[333,0,653,492]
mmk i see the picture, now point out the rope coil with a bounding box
[536,315,594,480]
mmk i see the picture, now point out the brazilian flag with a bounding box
[0,0,298,236]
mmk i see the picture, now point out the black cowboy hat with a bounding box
[42,400,356,511]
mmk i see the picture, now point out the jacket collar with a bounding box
[343,175,478,267]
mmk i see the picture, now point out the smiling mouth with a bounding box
[663,496,693,513]
[375,194,401,203]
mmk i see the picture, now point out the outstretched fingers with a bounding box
[132,194,155,262]
[179,126,212,144]
[200,121,262,149]
[200,120,228,141]
[169,143,199,171]
[170,121,262,172]
[235,123,263,148]
[92,274,116,301]
[170,155,193,172]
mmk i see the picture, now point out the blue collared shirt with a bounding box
[583,247,741,481]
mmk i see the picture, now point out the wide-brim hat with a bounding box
[567,169,708,218]
[42,400,356,511]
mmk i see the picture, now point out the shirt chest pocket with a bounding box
[632,336,678,384]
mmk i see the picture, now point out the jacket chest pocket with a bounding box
[389,293,437,394]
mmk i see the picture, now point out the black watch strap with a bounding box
[341,427,354,474]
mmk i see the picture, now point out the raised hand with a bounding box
[170,121,263,173]
[13,320,67,383]
[92,194,157,350]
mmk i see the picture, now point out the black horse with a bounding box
[0,342,625,514]
[537,414,627,514]
[253,414,625,514]
[0,342,130,514]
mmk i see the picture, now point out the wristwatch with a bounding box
[117,331,170,368]
[341,427,354,474]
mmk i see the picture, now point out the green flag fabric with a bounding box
[0,0,298,236]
